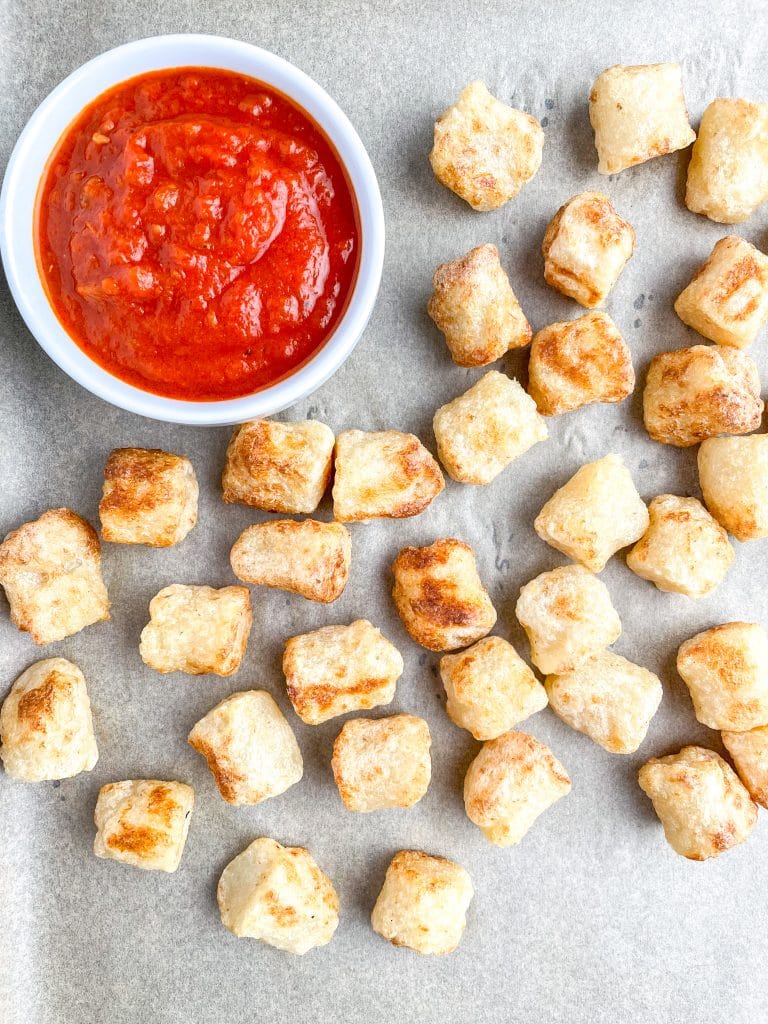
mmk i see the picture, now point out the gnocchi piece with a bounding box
[515,564,621,675]
[589,63,695,174]
[626,494,734,598]
[392,538,497,652]
[676,622,768,732]
[698,434,768,541]
[371,850,473,955]
[332,429,444,522]
[643,345,762,448]
[0,658,98,782]
[638,746,757,860]
[721,726,768,808]
[534,454,649,572]
[542,191,635,308]
[0,508,110,645]
[99,447,198,546]
[218,837,339,954]
[433,371,547,485]
[527,311,634,416]
[94,779,194,873]
[429,80,543,211]
[439,636,547,741]
[674,236,768,349]
[463,731,571,846]
[188,691,303,805]
[545,651,663,754]
[230,519,350,603]
[685,99,768,224]
[331,714,431,812]
[221,419,334,513]
[139,584,252,676]
[427,244,532,366]
[283,619,403,724]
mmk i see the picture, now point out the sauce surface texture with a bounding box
[37,68,359,400]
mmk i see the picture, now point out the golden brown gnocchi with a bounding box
[429,80,543,211]
[698,434,768,541]
[433,371,547,484]
[527,311,634,416]
[589,63,695,174]
[427,244,531,366]
[94,779,194,873]
[542,191,635,308]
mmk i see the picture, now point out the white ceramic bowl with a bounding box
[0,34,384,425]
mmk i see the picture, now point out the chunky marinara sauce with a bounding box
[36,69,359,400]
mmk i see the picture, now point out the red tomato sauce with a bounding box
[36,68,359,401]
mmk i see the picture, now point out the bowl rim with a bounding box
[0,33,385,425]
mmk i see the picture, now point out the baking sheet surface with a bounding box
[1,2,767,1022]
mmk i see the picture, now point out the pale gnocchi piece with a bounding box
[188,691,303,805]
[283,619,403,725]
[433,371,547,485]
[139,584,252,676]
[94,779,194,873]
[371,850,473,955]
[515,564,621,675]
[332,429,444,522]
[698,434,768,541]
[527,311,634,416]
[463,731,571,846]
[218,837,339,954]
[676,622,768,732]
[626,494,734,598]
[392,538,497,652]
[230,519,350,603]
[542,191,635,308]
[674,236,768,349]
[331,714,431,812]
[99,447,198,546]
[0,658,98,782]
[643,345,763,448]
[545,651,663,754]
[427,244,532,366]
[429,80,544,211]
[439,636,547,741]
[589,63,695,174]
[221,419,334,513]
[638,746,757,860]
[721,726,768,808]
[534,454,649,572]
[685,98,768,224]
[0,508,110,645]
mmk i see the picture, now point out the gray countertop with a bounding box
[1,2,767,1022]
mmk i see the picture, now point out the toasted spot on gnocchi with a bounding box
[464,730,571,846]
[0,508,110,645]
[542,191,635,308]
[222,418,334,513]
[429,80,543,211]
[94,779,194,873]
[371,850,473,955]
[527,311,634,416]
[589,63,695,174]
[230,519,350,603]
[534,454,648,572]
[139,584,252,676]
[433,371,547,485]
[283,619,403,724]
[643,344,762,448]
[332,429,444,522]
[392,538,496,652]
[427,244,531,366]
[638,746,757,860]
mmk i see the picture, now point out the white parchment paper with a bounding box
[1,2,767,1022]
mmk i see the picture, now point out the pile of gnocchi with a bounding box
[2,62,768,958]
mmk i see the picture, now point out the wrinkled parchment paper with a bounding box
[1,2,767,1022]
